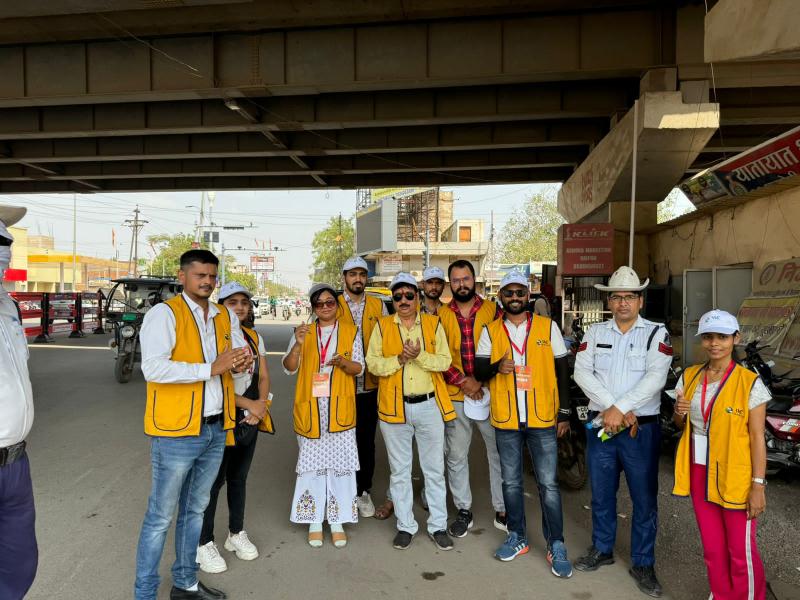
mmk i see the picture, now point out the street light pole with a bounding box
[72,193,77,291]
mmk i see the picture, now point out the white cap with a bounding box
[218,282,252,302]
[464,387,491,421]
[499,270,528,290]
[422,266,446,282]
[594,266,649,292]
[389,272,418,291]
[342,256,368,273]
[697,309,740,336]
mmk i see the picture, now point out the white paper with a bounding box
[693,433,708,466]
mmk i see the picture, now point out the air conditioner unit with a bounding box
[410,271,422,278]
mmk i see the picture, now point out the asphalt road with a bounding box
[21,321,800,600]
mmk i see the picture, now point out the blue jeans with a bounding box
[495,426,564,548]
[586,420,660,567]
[134,423,226,600]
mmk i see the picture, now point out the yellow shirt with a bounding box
[366,313,452,395]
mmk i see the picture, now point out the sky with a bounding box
[6,184,559,290]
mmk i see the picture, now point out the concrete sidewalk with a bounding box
[19,330,718,599]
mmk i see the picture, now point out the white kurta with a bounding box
[283,324,363,523]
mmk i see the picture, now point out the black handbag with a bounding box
[233,335,261,446]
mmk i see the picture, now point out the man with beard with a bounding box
[420,266,446,316]
[0,204,38,600]
[438,260,506,537]
[135,250,253,600]
[336,256,389,519]
[366,273,455,550]
[474,271,573,576]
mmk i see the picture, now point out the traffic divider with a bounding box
[10,290,106,342]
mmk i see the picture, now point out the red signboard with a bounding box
[560,223,614,276]
[2,268,27,282]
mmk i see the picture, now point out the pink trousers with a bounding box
[690,462,766,600]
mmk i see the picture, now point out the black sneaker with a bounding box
[392,531,414,550]
[629,566,663,598]
[428,530,454,551]
[447,509,474,538]
[493,511,508,532]
[574,545,615,572]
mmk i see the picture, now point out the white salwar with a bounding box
[284,324,363,524]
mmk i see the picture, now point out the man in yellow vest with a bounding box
[420,266,446,315]
[336,256,388,518]
[474,271,572,576]
[573,266,672,598]
[438,259,506,537]
[365,272,455,551]
[135,250,253,600]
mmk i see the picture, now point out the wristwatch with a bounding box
[751,477,767,486]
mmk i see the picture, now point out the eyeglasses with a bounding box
[313,299,337,309]
[501,289,528,298]
[450,276,473,286]
[609,294,640,304]
[392,292,416,302]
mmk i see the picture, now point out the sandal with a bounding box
[374,499,394,521]
[331,530,347,548]
[308,529,323,548]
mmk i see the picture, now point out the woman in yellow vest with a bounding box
[197,282,274,574]
[672,310,768,600]
[282,283,363,548]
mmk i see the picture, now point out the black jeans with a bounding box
[199,434,258,545]
[355,390,378,495]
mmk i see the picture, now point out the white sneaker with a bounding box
[357,491,376,518]
[224,530,259,560]
[196,541,228,573]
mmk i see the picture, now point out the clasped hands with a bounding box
[239,396,271,426]
[601,405,638,434]
[211,347,254,376]
[397,339,421,366]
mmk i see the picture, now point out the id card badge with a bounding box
[692,433,708,465]
[312,373,330,397]
[515,365,532,391]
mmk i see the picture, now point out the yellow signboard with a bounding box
[737,295,800,350]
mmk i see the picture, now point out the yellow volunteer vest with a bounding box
[144,295,236,439]
[438,299,498,400]
[484,314,558,429]
[293,320,357,439]
[242,327,275,435]
[338,294,383,391]
[375,314,456,424]
[672,363,758,509]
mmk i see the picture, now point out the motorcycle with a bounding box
[659,357,683,452]
[282,305,291,321]
[557,318,590,490]
[741,342,800,472]
[295,306,302,317]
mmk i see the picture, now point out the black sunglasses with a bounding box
[313,299,337,309]
[501,289,528,298]
[392,291,416,302]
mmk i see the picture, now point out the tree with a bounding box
[310,215,355,285]
[657,188,696,224]
[148,233,203,277]
[225,271,258,292]
[498,188,564,263]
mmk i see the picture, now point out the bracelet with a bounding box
[751,477,767,486]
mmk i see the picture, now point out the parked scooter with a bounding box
[557,317,590,490]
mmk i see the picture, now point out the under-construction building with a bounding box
[354,187,487,292]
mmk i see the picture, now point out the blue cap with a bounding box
[218,282,252,302]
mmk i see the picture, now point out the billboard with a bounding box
[372,187,434,202]
[559,223,614,276]
[250,255,275,272]
[356,197,398,254]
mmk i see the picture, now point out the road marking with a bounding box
[29,345,109,350]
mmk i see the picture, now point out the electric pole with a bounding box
[336,213,344,272]
[123,206,148,277]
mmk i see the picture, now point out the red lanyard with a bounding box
[318,322,337,365]
[502,315,532,356]
[700,361,735,428]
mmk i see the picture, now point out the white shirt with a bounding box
[477,316,567,423]
[342,291,387,394]
[140,292,247,417]
[282,323,365,380]
[0,294,34,446]
[676,372,771,436]
[235,331,267,396]
[574,316,672,416]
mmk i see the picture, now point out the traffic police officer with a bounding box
[573,266,672,598]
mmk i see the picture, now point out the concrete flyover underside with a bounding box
[0,0,799,193]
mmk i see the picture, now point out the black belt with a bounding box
[202,414,222,425]
[587,411,658,425]
[403,393,434,404]
[0,441,26,467]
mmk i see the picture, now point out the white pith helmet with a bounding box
[594,266,649,293]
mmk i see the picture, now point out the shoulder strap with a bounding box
[646,325,662,351]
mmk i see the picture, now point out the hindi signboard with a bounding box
[250,255,275,272]
[752,258,800,297]
[381,254,402,274]
[736,295,800,349]
[559,223,615,276]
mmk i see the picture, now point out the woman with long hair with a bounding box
[672,309,769,600]
[282,283,364,548]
